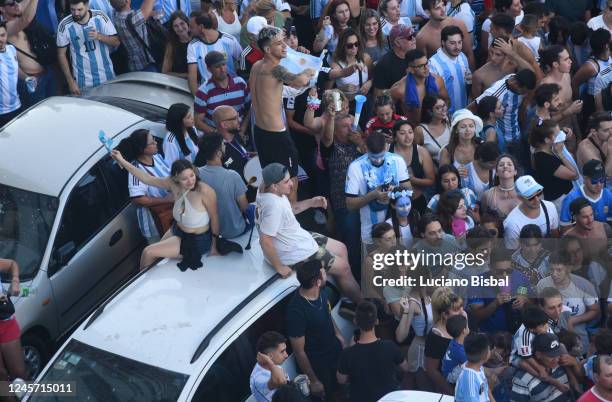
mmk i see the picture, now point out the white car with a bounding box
[378,391,456,401]
[0,73,192,378]
[26,231,355,401]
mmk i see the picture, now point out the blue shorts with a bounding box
[172,223,212,255]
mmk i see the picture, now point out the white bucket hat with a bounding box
[450,108,483,135]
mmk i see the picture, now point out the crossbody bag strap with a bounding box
[126,12,154,59]
[9,42,41,63]
[418,124,442,150]
[540,200,550,236]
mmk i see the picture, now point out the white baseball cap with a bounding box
[515,175,544,199]
[246,16,269,36]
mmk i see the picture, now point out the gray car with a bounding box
[0,73,192,378]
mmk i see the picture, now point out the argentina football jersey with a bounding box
[0,45,21,115]
[57,10,117,89]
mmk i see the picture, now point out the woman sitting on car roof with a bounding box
[112,142,220,271]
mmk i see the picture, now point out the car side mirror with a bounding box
[54,241,76,265]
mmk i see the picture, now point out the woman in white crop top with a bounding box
[113,143,220,270]
[330,29,373,102]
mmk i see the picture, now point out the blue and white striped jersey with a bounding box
[57,10,117,89]
[429,48,470,115]
[455,365,490,402]
[187,34,243,86]
[380,17,412,37]
[0,45,21,115]
[587,57,611,96]
[154,0,191,24]
[476,74,523,143]
[128,154,170,239]
[163,131,199,166]
[89,0,114,20]
[446,1,475,32]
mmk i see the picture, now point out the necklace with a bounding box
[302,294,323,310]
[499,185,515,192]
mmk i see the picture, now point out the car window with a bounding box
[83,96,168,123]
[98,157,129,215]
[190,284,341,402]
[30,339,189,402]
[50,164,112,272]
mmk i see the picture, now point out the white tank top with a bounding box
[213,10,241,41]
[336,60,369,95]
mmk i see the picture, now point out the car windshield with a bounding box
[82,96,168,123]
[30,339,189,402]
[0,184,58,281]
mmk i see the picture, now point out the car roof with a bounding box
[70,231,291,375]
[0,97,142,197]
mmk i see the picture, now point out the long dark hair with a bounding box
[358,9,385,48]
[437,190,464,234]
[334,28,364,64]
[115,129,150,161]
[420,94,447,124]
[166,103,199,157]
[435,164,463,194]
[319,0,351,33]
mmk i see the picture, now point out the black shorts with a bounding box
[254,125,299,177]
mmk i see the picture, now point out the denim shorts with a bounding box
[172,223,212,255]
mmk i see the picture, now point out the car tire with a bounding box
[21,333,50,380]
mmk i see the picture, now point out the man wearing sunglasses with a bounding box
[503,175,560,250]
[560,160,612,233]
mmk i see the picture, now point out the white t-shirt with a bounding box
[587,15,612,33]
[256,191,318,265]
[503,201,559,250]
[537,276,598,317]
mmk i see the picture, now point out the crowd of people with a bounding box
[1,0,612,401]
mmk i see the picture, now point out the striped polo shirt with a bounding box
[0,45,21,115]
[476,74,523,143]
[194,75,250,127]
[511,366,570,402]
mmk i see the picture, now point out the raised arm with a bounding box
[111,150,172,190]
[6,0,38,36]
[272,65,315,88]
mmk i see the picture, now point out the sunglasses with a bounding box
[346,42,359,49]
[590,177,606,185]
[3,0,23,5]
[526,190,543,201]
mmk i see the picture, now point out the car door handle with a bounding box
[109,230,123,247]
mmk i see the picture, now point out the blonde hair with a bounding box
[431,287,463,323]
[255,0,276,16]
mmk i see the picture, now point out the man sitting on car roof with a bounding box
[255,163,362,303]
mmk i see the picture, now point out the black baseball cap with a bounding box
[532,333,562,358]
[205,51,227,68]
[583,159,605,180]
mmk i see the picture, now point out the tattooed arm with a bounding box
[272,65,315,88]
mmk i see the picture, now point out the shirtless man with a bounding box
[488,13,542,81]
[0,0,46,106]
[390,48,448,129]
[416,0,475,70]
[538,45,583,148]
[249,26,314,204]
[577,112,612,180]
[471,36,533,99]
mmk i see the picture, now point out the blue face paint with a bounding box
[368,151,386,166]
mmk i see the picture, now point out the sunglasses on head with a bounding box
[346,42,359,49]
[590,177,606,185]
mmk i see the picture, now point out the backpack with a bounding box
[13,21,57,67]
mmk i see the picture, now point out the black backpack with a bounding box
[15,21,57,67]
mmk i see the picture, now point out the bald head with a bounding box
[212,105,241,138]
[212,105,237,124]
